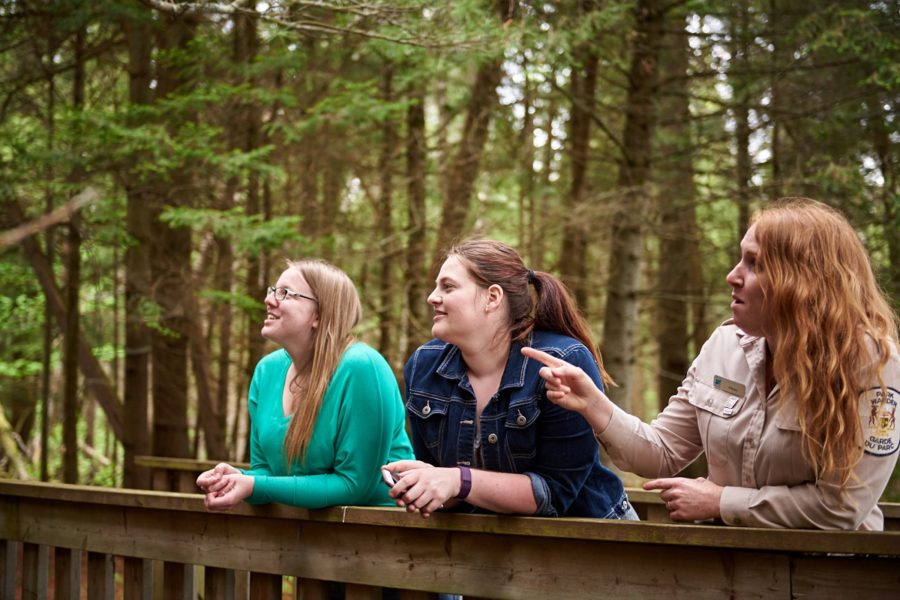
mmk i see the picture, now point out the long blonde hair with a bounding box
[282,259,362,465]
[754,198,898,487]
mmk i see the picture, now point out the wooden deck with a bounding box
[1,479,898,599]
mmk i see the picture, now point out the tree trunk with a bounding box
[536,97,558,271]
[40,41,57,482]
[122,6,154,489]
[431,57,503,269]
[559,5,599,308]
[187,297,227,459]
[377,69,396,358]
[519,55,535,261]
[601,0,664,408]
[405,83,429,354]
[733,0,752,241]
[149,14,198,463]
[655,6,701,411]
[62,23,85,484]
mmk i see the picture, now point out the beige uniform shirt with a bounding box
[599,322,900,530]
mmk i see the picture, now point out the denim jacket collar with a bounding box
[434,331,533,393]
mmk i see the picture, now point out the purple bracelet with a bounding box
[456,466,472,500]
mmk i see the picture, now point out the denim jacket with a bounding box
[404,330,627,518]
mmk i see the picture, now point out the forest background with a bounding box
[0,0,897,499]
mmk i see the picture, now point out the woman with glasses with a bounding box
[197,259,413,510]
[383,240,636,520]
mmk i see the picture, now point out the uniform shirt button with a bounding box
[487,433,498,444]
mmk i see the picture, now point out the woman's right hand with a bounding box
[196,462,241,494]
[520,346,605,415]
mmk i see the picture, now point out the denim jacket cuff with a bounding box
[525,472,557,517]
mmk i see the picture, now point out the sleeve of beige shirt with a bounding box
[598,361,707,478]
[721,352,900,531]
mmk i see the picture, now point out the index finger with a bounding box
[643,478,676,491]
[521,346,566,368]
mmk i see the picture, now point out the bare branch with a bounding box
[0,187,99,251]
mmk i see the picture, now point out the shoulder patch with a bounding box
[862,386,899,457]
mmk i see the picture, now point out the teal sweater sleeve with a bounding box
[245,344,413,508]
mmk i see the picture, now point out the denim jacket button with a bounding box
[487,433,498,444]
[422,402,431,416]
[516,414,527,426]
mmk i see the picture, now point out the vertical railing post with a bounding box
[124,556,153,600]
[205,566,236,600]
[87,551,114,600]
[54,547,82,600]
[22,542,49,599]
[249,572,281,600]
[163,561,193,600]
[1,540,19,600]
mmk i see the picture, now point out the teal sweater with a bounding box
[243,343,413,507]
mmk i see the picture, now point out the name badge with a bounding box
[714,375,746,397]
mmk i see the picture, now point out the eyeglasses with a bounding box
[266,286,318,303]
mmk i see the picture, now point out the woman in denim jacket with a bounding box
[383,239,636,519]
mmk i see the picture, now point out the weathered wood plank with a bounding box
[0,539,17,600]
[249,572,281,600]
[134,455,249,472]
[124,556,152,600]
[297,577,330,600]
[0,497,818,598]
[22,542,48,599]
[205,566,236,600]
[87,551,114,600]
[55,547,82,600]
[1,480,898,598]
[164,561,192,600]
[790,555,900,598]
[1,479,896,556]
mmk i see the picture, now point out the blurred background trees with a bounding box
[0,0,896,496]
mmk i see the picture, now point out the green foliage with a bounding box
[0,0,896,497]
[160,207,304,254]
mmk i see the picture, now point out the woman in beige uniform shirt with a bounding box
[523,198,899,529]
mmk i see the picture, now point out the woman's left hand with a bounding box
[203,473,254,512]
[643,477,723,522]
[386,464,460,518]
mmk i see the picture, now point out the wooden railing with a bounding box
[135,454,900,530]
[2,479,899,599]
[134,455,250,493]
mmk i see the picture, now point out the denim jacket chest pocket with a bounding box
[407,393,451,452]
[503,399,541,467]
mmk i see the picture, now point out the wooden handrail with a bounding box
[133,454,900,530]
[134,454,251,472]
[1,479,898,599]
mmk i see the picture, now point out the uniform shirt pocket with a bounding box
[688,379,746,467]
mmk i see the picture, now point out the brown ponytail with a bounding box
[447,239,614,387]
